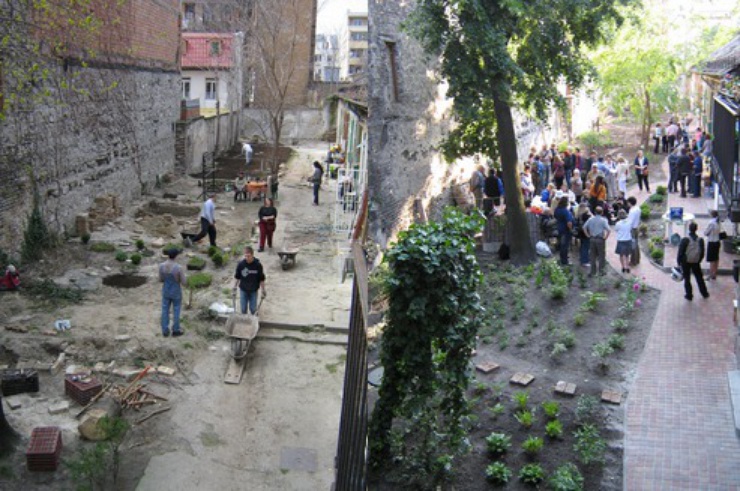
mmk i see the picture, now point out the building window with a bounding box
[350,18,366,26]
[386,41,399,102]
[181,78,191,99]
[183,3,195,21]
[314,54,322,62]
[210,41,221,56]
[205,79,217,100]
[350,32,367,41]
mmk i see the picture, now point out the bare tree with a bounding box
[248,0,314,174]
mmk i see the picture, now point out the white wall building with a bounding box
[314,34,341,82]
[340,11,368,81]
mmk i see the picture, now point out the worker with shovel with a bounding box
[233,246,266,315]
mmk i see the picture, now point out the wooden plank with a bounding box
[224,357,246,385]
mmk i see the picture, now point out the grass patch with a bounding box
[187,273,212,289]
[90,242,115,253]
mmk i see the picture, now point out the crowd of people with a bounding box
[474,143,653,272]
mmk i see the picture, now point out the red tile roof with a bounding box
[181,33,235,69]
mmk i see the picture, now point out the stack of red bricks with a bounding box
[64,375,102,406]
[26,427,63,472]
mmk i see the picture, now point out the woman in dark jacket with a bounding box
[257,198,278,252]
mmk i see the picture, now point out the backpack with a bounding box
[685,236,701,263]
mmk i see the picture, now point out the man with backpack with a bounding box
[677,222,709,300]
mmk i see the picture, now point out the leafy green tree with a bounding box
[593,3,738,147]
[368,208,484,486]
[407,0,632,263]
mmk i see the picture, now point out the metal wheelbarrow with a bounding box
[223,294,262,384]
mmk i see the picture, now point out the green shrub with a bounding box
[521,436,544,455]
[656,185,667,195]
[207,245,220,257]
[577,130,614,150]
[135,239,145,250]
[550,342,567,358]
[649,193,665,203]
[485,462,512,485]
[489,403,505,418]
[512,391,529,411]
[90,242,115,253]
[130,253,142,265]
[575,395,601,424]
[607,333,625,350]
[640,203,651,220]
[579,291,606,312]
[546,419,564,439]
[187,256,206,270]
[81,233,91,245]
[515,410,535,428]
[485,432,512,454]
[573,312,585,327]
[211,252,226,267]
[22,200,53,263]
[649,247,664,261]
[541,401,560,419]
[115,251,128,262]
[611,318,630,332]
[592,341,614,359]
[573,424,607,465]
[519,463,546,485]
[187,273,212,289]
[549,463,584,491]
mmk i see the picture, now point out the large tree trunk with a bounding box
[493,96,535,264]
[643,90,652,150]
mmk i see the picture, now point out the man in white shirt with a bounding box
[666,122,679,150]
[626,196,641,265]
[192,193,217,247]
[242,142,253,166]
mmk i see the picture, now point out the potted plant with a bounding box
[722,236,740,254]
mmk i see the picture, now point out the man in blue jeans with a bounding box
[233,246,266,314]
[159,248,186,337]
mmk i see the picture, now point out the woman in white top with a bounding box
[616,157,630,198]
[703,210,722,280]
[604,155,618,201]
[614,209,633,273]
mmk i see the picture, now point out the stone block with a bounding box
[475,362,500,374]
[6,397,22,410]
[75,214,91,236]
[48,401,70,415]
[554,381,577,396]
[510,373,535,386]
[601,390,622,405]
[114,335,131,342]
[78,409,110,441]
[157,366,176,376]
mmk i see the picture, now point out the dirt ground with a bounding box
[0,141,352,490]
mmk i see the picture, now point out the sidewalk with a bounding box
[613,159,740,488]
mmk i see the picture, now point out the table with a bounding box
[661,211,695,245]
[247,182,268,201]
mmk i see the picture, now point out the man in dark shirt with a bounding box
[677,147,692,198]
[484,169,504,207]
[233,247,266,314]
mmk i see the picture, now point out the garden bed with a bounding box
[368,258,660,490]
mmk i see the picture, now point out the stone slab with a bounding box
[5,397,22,410]
[475,362,500,374]
[48,401,70,415]
[601,390,623,405]
[157,366,175,376]
[280,446,318,472]
[554,381,577,396]
[510,372,535,386]
[115,335,131,342]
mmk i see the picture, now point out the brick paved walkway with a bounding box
[608,158,740,489]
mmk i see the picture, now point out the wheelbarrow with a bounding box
[223,294,262,384]
[277,249,299,271]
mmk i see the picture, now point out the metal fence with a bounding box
[334,239,370,490]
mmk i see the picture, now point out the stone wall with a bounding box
[0,65,180,256]
[368,0,459,249]
[367,0,561,249]
[176,111,241,175]
[241,108,328,143]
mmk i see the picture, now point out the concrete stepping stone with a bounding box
[475,362,500,374]
[554,380,577,396]
[601,389,623,404]
[510,372,535,386]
